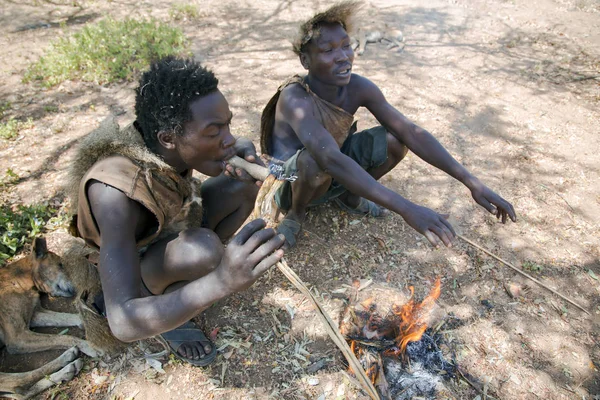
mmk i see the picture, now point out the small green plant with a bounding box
[0,168,20,186]
[44,104,59,113]
[0,203,58,264]
[25,17,189,87]
[522,260,544,272]
[0,117,34,140]
[0,102,11,119]
[169,3,200,20]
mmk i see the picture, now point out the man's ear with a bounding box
[157,130,176,150]
[299,53,310,70]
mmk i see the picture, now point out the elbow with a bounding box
[317,147,345,175]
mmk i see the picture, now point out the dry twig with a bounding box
[228,157,380,399]
[457,234,590,315]
[276,259,379,399]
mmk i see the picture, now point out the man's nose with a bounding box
[222,129,235,148]
[336,48,349,62]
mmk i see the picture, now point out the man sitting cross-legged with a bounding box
[68,57,285,366]
[260,1,516,248]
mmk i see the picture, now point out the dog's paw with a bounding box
[78,341,103,358]
[59,346,80,364]
[49,359,83,383]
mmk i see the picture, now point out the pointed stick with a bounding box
[457,234,590,315]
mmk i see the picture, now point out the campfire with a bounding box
[341,278,456,400]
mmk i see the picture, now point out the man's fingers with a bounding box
[505,202,517,222]
[253,249,285,276]
[424,231,440,248]
[431,225,453,248]
[481,198,496,214]
[232,219,266,245]
[235,168,253,181]
[245,228,277,252]
[249,234,285,271]
[253,156,266,167]
[440,215,456,237]
[501,211,507,224]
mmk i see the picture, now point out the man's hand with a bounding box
[216,219,285,293]
[469,179,517,224]
[403,204,456,248]
[224,138,265,186]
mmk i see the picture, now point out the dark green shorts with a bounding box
[274,125,389,211]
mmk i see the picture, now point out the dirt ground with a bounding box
[1,0,599,399]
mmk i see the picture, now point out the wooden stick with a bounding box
[227,155,270,181]
[457,234,590,315]
[276,259,380,399]
[225,158,379,398]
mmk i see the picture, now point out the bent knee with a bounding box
[170,228,224,273]
[297,151,331,186]
[387,133,408,162]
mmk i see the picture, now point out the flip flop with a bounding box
[332,197,389,218]
[158,320,217,367]
[276,218,302,248]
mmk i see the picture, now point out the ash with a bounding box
[383,331,455,400]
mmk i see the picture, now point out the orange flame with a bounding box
[390,277,441,356]
[345,278,442,383]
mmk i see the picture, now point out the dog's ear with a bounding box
[32,237,48,259]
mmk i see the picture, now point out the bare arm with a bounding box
[280,87,456,246]
[87,181,284,342]
[360,77,516,223]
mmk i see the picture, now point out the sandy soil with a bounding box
[0,0,599,399]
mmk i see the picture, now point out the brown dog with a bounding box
[0,347,83,400]
[0,237,100,398]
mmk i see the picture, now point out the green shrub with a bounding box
[24,17,190,87]
[0,203,61,264]
[169,3,200,20]
[0,169,20,186]
[0,118,33,140]
[0,102,11,119]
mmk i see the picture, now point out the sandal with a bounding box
[333,197,389,218]
[276,218,302,248]
[158,320,217,367]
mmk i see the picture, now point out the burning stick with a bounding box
[226,156,380,400]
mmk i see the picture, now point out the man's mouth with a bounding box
[335,66,352,77]
[220,149,237,169]
[222,149,236,161]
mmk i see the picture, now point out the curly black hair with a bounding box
[135,56,219,153]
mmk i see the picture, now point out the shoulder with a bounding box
[348,74,384,97]
[279,82,311,103]
[85,155,140,178]
[278,83,313,116]
[87,180,144,237]
[347,74,387,108]
[82,155,145,203]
